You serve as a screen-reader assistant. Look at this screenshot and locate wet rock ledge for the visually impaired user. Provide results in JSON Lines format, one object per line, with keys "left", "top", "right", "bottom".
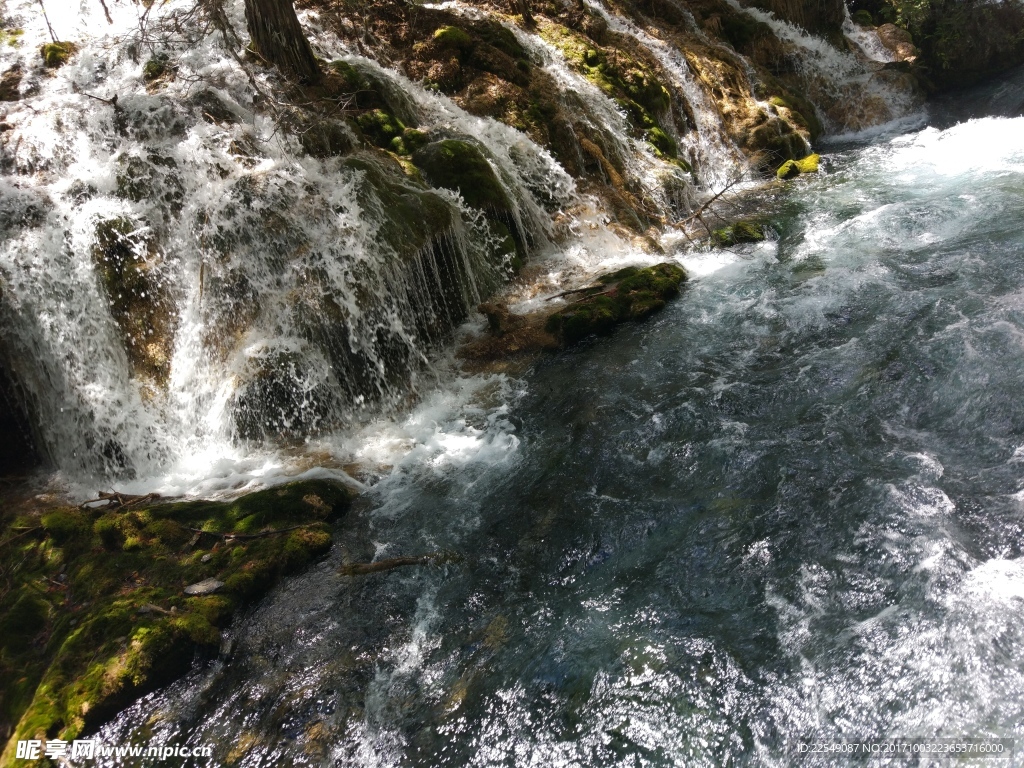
{"left": 0, "top": 480, "right": 354, "bottom": 762}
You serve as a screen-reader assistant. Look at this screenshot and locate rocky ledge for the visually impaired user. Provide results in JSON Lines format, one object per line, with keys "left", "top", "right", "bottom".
{"left": 0, "top": 480, "right": 354, "bottom": 763}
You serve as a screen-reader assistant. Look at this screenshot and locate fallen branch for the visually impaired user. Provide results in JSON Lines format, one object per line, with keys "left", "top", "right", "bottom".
{"left": 676, "top": 176, "right": 743, "bottom": 234}
{"left": 545, "top": 285, "right": 608, "bottom": 302}
{"left": 183, "top": 523, "right": 312, "bottom": 541}
{"left": 340, "top": 551, "right": 460, "bottom": 576}
{"left": 0, "top": 526, "right": 42, "bottom": 550}
{"left": 80, "top": 491, "right": 161, "bottom": 511}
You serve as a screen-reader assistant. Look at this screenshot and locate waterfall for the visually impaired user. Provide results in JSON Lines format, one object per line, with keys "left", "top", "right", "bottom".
{"left": 723, "top": 0, "right": 919, "bottom": 132}
{"left": 584, "top": 0, "right": 747, "bottom": 188}
{"left": 0, "top": 0, "right": 576, "bottom": 487}
{"left": 0, "top": 0, "right": 923, "bottom": 491}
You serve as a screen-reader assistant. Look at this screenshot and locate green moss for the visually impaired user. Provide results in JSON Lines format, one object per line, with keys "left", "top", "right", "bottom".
{"left": 852, "top": 9, "right": 876, "bottom": 26}
{"left": 0, "top": 480, "right": 354, "bottom": 759}
{"left": 777, "top": 153, "right": 820, "bottom": 179}
{"left": 40, "top": 41, "right": 76, "bottom": 68}
{"left": 355, "top": 109, "right": 406, "bottom": 148}
{"left": 546, "top": 263, "right": 687, "bottom": 344}
{"left": 434, "top": 25, "right": 474, "bottom": 51}
{"left": 796, "top": 154, "right": 820, "bottom": 173}
{"left": 712, "top": 221, "right": 765, "bottom": 247}
{"left": 1, "top": 28, "right": 24, "bottom": 47}
{"left": 540, "top": 22, "right": 673, "bottom": 151}
{"left": 142, "top": 55, "right": 169, "bottom": 82}
{"left": 411, "top": 139, "right": 510, "bottom": 211}
{"left": 342, "top": 154, "right": 454, "bottom": 261}
{"left": 390, "top": 128, "right": 430, "bottom": 156}
{"left": 646, "top": 126, "right": 677, "bottom": 158}
{"left": 40, "top": 508, "right": 90, "bottom": 544}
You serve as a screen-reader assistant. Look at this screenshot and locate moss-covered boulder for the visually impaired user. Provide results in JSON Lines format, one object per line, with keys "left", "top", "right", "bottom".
{"left": 343, "top": 154, "right": 454, "bottom": 261}
{"left": 776, "top": 153, "right": 820, "bottom": 180}
{"left": 545, "top": 263, "right": 687, "bottom": 344}
{"left": 712, "top": 221, "right": 765, "bottom": 247}
{"left": 411, "top": 139, "right": 510, "bottom": 212}
{"left": 852, "top": 9, "right": 875, "bottom": 26}
{"left": 39, "top": 41, "right": 76, "bottom": 68}
{"left": 0, "top": 480, "right": 354, "bottom": 764}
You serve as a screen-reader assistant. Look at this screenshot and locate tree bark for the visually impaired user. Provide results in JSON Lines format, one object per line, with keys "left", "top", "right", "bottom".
{"left": 244, "top": 0, "right": 321, "bottom": 84}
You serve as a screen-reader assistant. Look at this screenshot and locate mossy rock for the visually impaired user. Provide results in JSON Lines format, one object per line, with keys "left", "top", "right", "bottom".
{"left": 776, "top": 153, "right": 820, "bottom": 179}
{"left": 355, "top": 109, "right": 406, "bottom": 148}
{"left": 546, "top": 263, "right": 687, "bottom": 344}
{"left": 343, "top": 154, "right": 455, "bottom": 261}
{"left": 646, "top": 126, "right": 677, "bottom": 158}
{"left": 0, "top": 480, "right": 354, "bottom": 760}
{"left": 434, "top": 25, "right": 474, "bottom": 51}
{"left": 39, "top": 41, "right": 76, "bottom": 68}
{"left": 712, "top": 221, "right": 765, "bottom": 247}
{"left": 411, "top": 140, "right": 510, "bottom": 212}
{"left": 142, "top": 54, "right": 170, "bottom": 82}
{"left": 852, "top": 9, "right": 876, "bottom": 26}
{"left": 389, "top": 128, "right": 429, "bottom": 157}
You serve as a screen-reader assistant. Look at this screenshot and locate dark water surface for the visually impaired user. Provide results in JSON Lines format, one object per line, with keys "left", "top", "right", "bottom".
{"left": 99, "top": 100, "right": 1024, "bottom": 766}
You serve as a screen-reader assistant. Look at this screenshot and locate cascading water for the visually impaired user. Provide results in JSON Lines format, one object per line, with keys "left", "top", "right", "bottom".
{"left": 5, "top": 0, "right": 1024, "bottom": 761}
{"left": 0, "top": 0, "right": 577, "bottom": 488}
{"left": 723, "top": 0, "right": 919, "bottom": 131}
{"left": 584, "top": 0, "right": 746, "bottom": 188}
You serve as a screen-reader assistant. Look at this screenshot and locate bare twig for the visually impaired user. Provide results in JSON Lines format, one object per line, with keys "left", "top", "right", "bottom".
{"left": 0, "top": 526, "right": 41, "bottom": 550}
{"left": 97, "top": 0, "right": 114, "bottom": 25}
{"left": 37, "top": 0, "right": 58, "bottom": 43}
{"left": 183, "top": 523, "right": 313, "bottom": 541}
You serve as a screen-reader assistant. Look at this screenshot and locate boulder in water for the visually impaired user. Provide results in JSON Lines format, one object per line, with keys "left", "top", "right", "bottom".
{"left": 39, "top": 41, "right": 76, "bottom": 68}
{"left": 776, "top": 153, "right": 820, "bottom": 180}
{"left": 877, "top": 23, "right": 919, "bottom": 62}
{"left": 545, "top": 263, "right": 688, "bottom": 344}
{"left": 712, "top": 221, "right": 765, "bottom": 247}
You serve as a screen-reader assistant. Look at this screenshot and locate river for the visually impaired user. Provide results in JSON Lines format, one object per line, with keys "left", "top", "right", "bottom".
{"left": 91, "top": 72, "right": 1024, "bottom": 766}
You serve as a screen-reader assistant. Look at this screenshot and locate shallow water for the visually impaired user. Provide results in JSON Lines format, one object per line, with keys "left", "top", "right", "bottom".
{"left": 97, "top": 99, "right": 1024, "bottom": 765}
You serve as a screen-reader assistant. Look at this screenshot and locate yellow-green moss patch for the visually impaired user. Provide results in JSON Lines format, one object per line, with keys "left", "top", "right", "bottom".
{"left": 0, "top": 480, "right": 354, "bottom": 762}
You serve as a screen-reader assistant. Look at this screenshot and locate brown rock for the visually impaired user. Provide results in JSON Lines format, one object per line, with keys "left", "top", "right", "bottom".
{"left": 0, "top": 65, "right": 22, "bottom": 102}
{"left": 877, "top": 24, "right": 919, "bottom": 62}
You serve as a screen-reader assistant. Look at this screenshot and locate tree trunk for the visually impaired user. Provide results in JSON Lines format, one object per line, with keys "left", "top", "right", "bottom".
{"left": 244, "top": 0, "right": 321, "bottom": 84}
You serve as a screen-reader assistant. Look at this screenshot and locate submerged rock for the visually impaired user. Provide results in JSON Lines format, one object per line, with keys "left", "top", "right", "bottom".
{"left": 877, "top": 23, "right": 919, "bottom": 62}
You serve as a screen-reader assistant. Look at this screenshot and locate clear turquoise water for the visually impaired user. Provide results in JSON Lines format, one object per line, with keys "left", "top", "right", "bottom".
{"left": 99, "top": 98, "right": 1024, "bottom": 767}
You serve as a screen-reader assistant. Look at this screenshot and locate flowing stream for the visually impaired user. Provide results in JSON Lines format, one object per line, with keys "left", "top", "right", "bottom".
{"left": 89, "top": 71, "right": 1024, "bottom": 765}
